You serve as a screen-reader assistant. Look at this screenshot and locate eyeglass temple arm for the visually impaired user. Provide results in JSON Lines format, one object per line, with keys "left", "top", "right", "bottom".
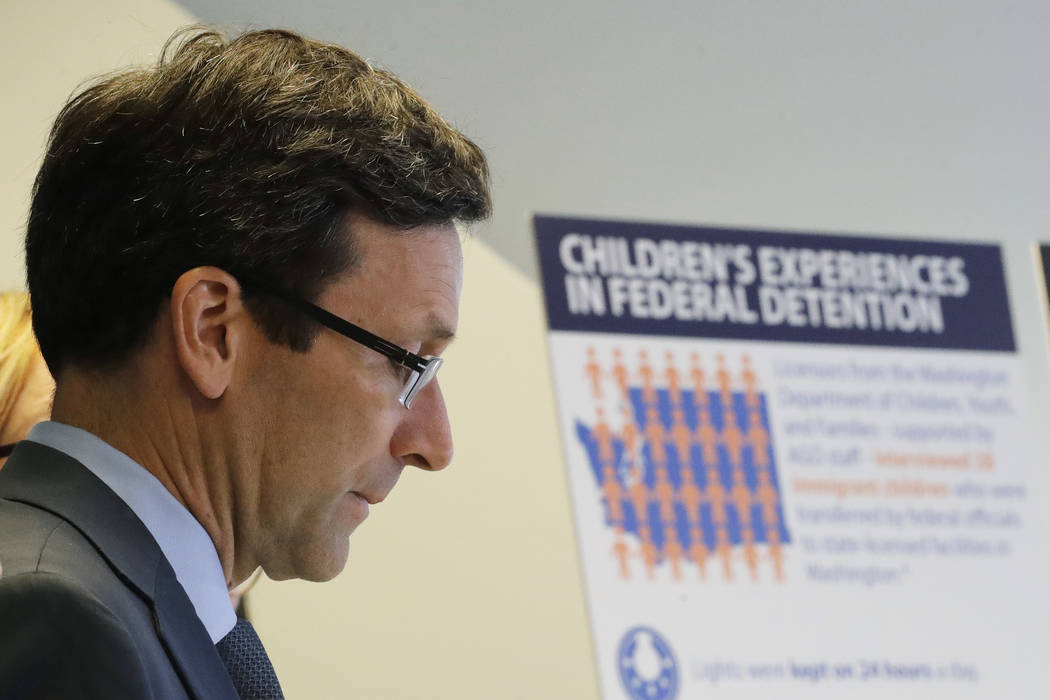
{"left": 261, "top": 289, "right": 429, "bottom": 373}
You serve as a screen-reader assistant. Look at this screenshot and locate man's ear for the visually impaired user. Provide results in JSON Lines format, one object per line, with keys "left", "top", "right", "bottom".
{"left": 170, "top": 267, "right": 246, "bottom": 400}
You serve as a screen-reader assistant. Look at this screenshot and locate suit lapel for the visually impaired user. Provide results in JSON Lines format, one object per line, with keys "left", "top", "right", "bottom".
{"left": 153, "top": 554, "right": 242, "bottom": 700}
{"left": 0, "top": 441, "right": 239, "bottom": 700}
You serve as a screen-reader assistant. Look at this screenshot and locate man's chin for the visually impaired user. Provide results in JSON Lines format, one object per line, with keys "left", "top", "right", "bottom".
{"left": 266, "top": 539, "right": 351, "bottom": 582}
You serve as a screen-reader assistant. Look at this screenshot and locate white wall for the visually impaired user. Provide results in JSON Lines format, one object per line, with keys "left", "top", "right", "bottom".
{"left": 4, "top": 2, "right": 1050, "bottom": 698}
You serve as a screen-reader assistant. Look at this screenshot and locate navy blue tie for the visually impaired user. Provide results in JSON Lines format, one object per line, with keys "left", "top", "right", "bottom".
{"left": 215, "top": 619, "right": 285, "bottom": 699}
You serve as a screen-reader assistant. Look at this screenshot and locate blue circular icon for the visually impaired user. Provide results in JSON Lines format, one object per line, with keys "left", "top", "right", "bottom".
{"left": 617, "top": 626, "right": 679, "bottom": 700}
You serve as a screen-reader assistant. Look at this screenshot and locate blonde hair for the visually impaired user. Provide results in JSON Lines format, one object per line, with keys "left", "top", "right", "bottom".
{"left": 0, "top": 292, "right": 42, "bottom": 431}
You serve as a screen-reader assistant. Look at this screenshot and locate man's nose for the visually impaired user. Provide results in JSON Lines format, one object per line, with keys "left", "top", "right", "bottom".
{"left": 390, "top": 379, "right": 453, "bottom": 470}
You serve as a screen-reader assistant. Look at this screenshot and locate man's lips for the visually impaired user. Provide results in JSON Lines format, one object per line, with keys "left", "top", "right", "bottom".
{"left": 351, "top": 490, "right": 385, "bottom": 505}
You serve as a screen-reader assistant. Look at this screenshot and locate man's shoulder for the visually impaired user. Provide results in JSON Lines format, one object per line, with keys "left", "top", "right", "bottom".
{"left": 0, "top": 497, "right": 67, "bottom": 569}
{"left": 0, "top": 566, "right": 128, "bottom": 625}
{"left": 0, "top": 567, "right": 158, "bottom": 698}
{"left": 0, "top": 440, "right": 165, "bottom": 598}
{"left": 0, "top": 498, "right": 106, "bottom": 579}
{"left": 0, "top": 502, "right": 191, "bottom": 699}
{"left": 0, "top": 497, "right": 149, "bottom": 622}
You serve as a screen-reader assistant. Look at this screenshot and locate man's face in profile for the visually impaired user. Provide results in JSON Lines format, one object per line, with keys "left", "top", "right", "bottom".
{"left": 233, "top": 217, "right": 463, "bottom": 582}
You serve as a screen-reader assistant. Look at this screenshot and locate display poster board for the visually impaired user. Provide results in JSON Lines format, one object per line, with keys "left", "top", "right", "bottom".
{"left": 535, "top": 215, "right": 1050, "bottom": 699}
{"left": 1035, "top": 243, "right": 1050, "bottom": 340}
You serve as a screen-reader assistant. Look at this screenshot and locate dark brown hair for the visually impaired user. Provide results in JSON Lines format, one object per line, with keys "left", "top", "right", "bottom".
{"left": 26, "top": 26, "right": 491, "bottom": 374}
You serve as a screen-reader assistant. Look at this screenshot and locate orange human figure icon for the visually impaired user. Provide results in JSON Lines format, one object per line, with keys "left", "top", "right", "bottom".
{"left": 585, "top": 347, "right": 603, "bottom": 399}
{"left": 755, "top": 471, "right": 781, "bottom": 528}
{"left": 694, "top": 409, "right": 719, "bottom": 466}
{"left": 649, "top": 442, "right": 667, "bottom": 470}
{"left": 720, "top": 409, "right": 744, "bottom": 468}
{"left": 639, "top": 524, "right": 659, "bottom": 579}
{"left": 746, "top": 407, "right": 771, "bottom": 468}
{"left": 663, "top": 525, "right": 684, "bottom": 580}
{"left": 730, "top": 478, "right": 753, "bottom": 526}
{"left": 741, "top": 355, "right": 759, "bottom": 409}
{"left": 741, "top": 528, "right": 759, "bottom": 581}
{"left": 705, "top": 467, "right": 728, "bottom": 526}
{"left": 620, "top": 409, "right": 640, "bottom": 461}
{"left": 744, "top": 387, "right": 760, "bottom": 411}
{"left": 644, "top": 405, "right": 667, "bottom": 466}
{"left": 612, "top": 531, "right": 632, "bottom": 579}
{"left": 629, "top": 471, "right": 650, "bottom": 528}
{"left": 688, "top": 526, "right": 709, "bottom": 580}
{"left": 670, "top": 408, "right": 692, "bottom": 464}
{"left": 612, "top": 348, "right": 630, "bottom": 398}
{"left": 715, "top": 527, "right": 733, "bottom": 580}
{"left": 600, "top": 465, "right": 625, "bottom": 528}
{"left": 644, "top": 405, "right": 663, "bottom": 437}
{"left": 639, "top": 350, "right": 656, "bottom": 406}
{"left": 593, "top": 408, "right": 615, "bottom": 464}
{"left": 652, "top": 467, "right": 676, "bottom": 524}
{"left": 664, "top": 351, "right": 683, "bottom": 407}
{"left": 767, "top": 527, "right": 785, "bottom": 581}
{"left": 715, "top": 354, "right": 732, "bottom": 410}
{"left": 690, "top": 353, "right": 708, "bottom": 411}
{"left": 677, "top": 468, "right": 703, "bottom": 526}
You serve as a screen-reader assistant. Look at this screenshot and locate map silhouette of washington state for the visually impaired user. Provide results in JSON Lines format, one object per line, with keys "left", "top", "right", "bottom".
{"left": 575, "top": 349, "right": 791, "bottom": 582}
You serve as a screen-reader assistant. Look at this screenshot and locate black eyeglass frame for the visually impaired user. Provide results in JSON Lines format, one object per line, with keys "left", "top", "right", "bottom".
{"left": 240, "top": 281, "right": 441, "bottom": 409}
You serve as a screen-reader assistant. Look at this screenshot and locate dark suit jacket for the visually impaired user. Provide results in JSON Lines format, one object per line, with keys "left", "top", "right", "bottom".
{"left": 0, "top": 441, "right": 240, "bottom": 699}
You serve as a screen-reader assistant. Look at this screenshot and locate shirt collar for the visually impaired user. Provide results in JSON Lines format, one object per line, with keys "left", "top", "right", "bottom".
{"left": 26, "top": 421, "right": 237, "bottom": 643}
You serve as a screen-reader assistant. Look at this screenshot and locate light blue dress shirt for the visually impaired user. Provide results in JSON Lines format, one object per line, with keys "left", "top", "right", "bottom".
{"left": 26, "top": 421, "right": 237, "bottom": 643}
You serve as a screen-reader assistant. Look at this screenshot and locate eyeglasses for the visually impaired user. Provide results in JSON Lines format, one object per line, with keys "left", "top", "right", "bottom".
{"left": 241, "top": 281, "right": 442, "bottom": 409}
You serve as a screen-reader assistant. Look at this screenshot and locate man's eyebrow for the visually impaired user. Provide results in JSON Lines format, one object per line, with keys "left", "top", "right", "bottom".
{"left": 423, "top": 313, "right": 457, "bottom": 342}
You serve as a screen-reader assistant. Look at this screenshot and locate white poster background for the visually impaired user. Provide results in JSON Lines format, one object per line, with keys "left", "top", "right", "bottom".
{"left": 549, "top": 331, "right": 1050, "bottom": 699}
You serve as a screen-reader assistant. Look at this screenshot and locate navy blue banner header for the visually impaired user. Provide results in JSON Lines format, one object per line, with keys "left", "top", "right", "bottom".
{"left": 534, "top": 215, "right": 1015, "bottom": 352}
